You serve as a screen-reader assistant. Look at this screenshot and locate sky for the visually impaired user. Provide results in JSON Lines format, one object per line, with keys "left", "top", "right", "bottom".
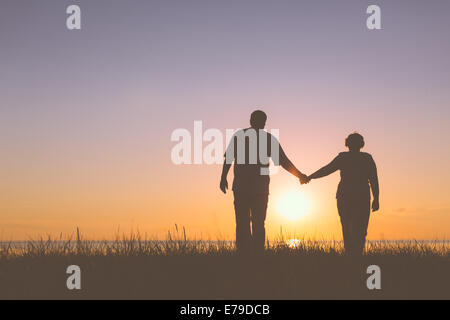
{"left": 1, "top": 0, "right": 449, "bottom": 240}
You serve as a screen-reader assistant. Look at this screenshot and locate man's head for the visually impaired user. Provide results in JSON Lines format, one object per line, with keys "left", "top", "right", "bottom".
{"left": 250, "top": 110, "right": 267, "bottom": 129}
{"left": 345, "top": 132, "right": 365, "bottom": 151}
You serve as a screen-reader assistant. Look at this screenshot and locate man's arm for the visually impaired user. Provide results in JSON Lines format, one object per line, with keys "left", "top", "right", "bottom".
{"left": 220, "top": 160, "right": 231, "bottom": 194}
{"left": 278, "top": 145, "right": 308, "bottom": 183}
{"left": 220, "top": 135, "right": 235, "bottom": 194}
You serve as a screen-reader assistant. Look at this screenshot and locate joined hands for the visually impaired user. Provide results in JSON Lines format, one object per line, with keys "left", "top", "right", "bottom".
{"left": 299, "top": 173, "right": 311, "bottom": 185}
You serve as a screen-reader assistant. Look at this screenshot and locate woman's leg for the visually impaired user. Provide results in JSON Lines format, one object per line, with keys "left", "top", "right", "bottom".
{"left": 337, "top": 197, "right": 354, "bottom": 255}
{"left": 338, "top": 195, "right": 370, "bottom": 256}
{"left": 354, "top": 204, "right": 371, "bottom": 254}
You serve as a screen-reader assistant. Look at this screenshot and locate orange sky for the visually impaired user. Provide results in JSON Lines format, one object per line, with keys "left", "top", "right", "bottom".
{"left": 2, "top": 111, "right": 449, "bottom": 241}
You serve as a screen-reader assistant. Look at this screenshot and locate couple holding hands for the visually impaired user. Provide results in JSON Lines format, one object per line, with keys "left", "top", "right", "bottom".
{"left": 220, "top": 110, "right": 379, "bottom": 256}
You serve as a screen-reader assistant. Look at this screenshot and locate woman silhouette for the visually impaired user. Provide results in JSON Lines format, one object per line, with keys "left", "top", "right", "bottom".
{"left": 308, "top": 133, "right": 379, "bottom": 255}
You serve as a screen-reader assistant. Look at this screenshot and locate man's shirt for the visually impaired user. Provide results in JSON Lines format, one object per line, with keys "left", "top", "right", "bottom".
{"left": 224, "top": 128, "right": 285, "bottom": 194}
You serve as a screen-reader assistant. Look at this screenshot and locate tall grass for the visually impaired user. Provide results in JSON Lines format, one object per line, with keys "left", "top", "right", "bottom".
{"left": 1, "top": 226, "right": 448, "bottom": 259}
{"left": 0, "top": 227, "right": 448, "bottom": 299}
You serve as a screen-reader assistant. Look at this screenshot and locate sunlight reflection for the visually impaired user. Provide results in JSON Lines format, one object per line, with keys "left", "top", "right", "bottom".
{"left": 287, "top": 238, "right": 301, "bottom": 248}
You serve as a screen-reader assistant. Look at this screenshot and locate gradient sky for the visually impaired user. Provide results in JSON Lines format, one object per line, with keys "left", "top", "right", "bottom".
{"left": 1, "top": 0, "right": 449, "bottom": 240}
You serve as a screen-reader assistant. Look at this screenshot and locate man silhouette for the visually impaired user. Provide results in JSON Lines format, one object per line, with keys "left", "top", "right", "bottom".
{"left": 220, "top": 110, "right": 308, "bottom": 254}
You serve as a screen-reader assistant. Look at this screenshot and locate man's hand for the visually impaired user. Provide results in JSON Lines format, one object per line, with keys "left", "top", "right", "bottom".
{"left": 372, "top": 198, "right": 379, "bottom": 212}
{"left": 220, "top": 178, "right": 228, "bottom": 194}
{"left": 299, "top": 173, "right": 310, "bottom": 185}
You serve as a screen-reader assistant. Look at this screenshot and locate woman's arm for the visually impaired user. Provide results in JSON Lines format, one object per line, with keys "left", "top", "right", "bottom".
{"left": 368, "top": 155, "right": 379, "bottom": 211}
{"left": 309, "top": 156, "right": 340, "bottom": 180}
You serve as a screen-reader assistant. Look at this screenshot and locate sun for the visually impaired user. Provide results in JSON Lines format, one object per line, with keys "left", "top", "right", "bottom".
{"left": 276, "top": 190, "right": 311, "bottom": 221}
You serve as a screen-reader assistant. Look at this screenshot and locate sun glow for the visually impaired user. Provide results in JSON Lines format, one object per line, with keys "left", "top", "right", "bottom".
{"left": 276, "top": 190, "right": 311, "bottom": 221}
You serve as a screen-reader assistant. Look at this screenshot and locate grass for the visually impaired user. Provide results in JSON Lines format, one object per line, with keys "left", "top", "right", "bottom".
{"left": 0, "top": 227, "right": 448, "bottom": 299}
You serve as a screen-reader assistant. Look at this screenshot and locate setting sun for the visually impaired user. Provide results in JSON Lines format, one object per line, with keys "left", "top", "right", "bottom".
{"left": 276, "top": 190, "right": 311, "bottom": 221}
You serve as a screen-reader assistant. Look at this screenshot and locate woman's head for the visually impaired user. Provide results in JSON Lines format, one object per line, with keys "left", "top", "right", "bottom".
{"left": 345, "top": 132, "right": 365, "bottom": 151}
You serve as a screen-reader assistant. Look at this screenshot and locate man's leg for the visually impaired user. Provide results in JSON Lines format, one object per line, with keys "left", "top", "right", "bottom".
{"left": 233, "top": 192, "right": 252, "bottom": 253}
{"left": 250, "top": 193, "right": 269, "bottom": 254}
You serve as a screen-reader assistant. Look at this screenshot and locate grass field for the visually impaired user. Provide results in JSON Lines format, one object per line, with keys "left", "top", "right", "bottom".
{"left": 0, "top": 228, "right": 448, "bottom": 299}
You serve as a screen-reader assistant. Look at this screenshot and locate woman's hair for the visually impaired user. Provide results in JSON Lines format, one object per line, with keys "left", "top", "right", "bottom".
{"left": 345, "top": 132, "right": 365, "bottom": 150}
